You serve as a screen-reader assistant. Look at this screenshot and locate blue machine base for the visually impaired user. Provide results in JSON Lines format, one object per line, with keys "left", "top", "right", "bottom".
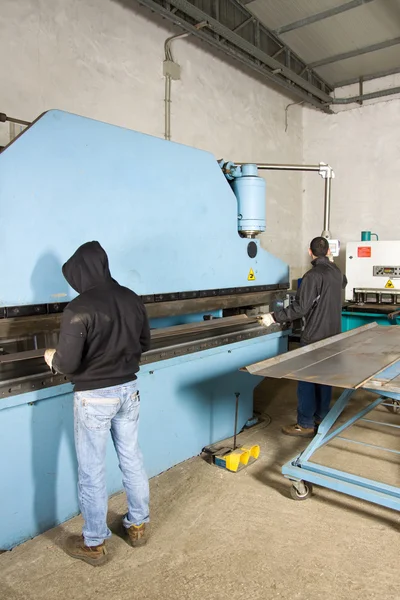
{"left": 0, "top": 332, "right": 286, "bottom": 550}
{"left": 342, "top": 310, "right": 400, "bottom": 332}
{"left": 282, "top": 365, "right": 400, "bottom": 511}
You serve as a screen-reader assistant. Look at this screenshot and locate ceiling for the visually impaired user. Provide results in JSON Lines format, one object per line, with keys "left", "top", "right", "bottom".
{"left": 119, "top": 0, "right": 400, "bottom": 110}
{"left": 245, "top": 0, "right": 400, "bottom": 87}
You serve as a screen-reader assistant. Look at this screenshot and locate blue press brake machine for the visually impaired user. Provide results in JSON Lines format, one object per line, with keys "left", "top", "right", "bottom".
{"left": 0, "top": 110, "right": 290, "bottom": 550}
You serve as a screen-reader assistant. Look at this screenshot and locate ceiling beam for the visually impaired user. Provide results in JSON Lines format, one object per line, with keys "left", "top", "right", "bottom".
{"left": 274, "top": 0, "right": 376, "bottom": 36}
{"left": 310, "top": 36, "right": 400, "bottom": 68}
{"left": 332, "top": 85, "right": 400, "bottom": 104}
{"left": 163, "top": 0, "right": 332, "bottom": 101}
{"left": 114, "top": 0, "right": 400, "bottom": 107}
{"left": 120, "top": 0, "right": 333, "bottom": 111}
{"left": 334, "top": 65, "right": 400, "bottom": 88}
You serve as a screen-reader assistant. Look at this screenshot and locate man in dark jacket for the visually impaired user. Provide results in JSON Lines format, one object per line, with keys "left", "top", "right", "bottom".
{"left": 44, "top": 241, "right": 151, "bottom": 566}
{"left": 260, "top": 237, "right": 346, "bottom": 437}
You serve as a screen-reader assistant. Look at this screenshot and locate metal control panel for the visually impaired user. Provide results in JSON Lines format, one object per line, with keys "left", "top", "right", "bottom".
{"left": 373, "top": 266, "right": 400, "bottom": 277}
{"left": 345, "top": 241, "right": 400, "bottom": 301}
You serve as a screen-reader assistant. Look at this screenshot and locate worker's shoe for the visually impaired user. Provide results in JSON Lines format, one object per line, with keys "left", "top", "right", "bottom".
{"left": 282, "top": 423, "right": 315, "bottom": 438}
{"left": 126, "top": 523, "right": 148, "bottom": 547}
{"left": 65, "top": 535, "right": 107, "bottom": 567}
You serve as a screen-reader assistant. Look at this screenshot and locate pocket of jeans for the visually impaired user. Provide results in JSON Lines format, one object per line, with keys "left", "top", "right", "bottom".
{"left": 124, "top": 391, "right": 140, "bottom": 418}
{"left": 81, "top": 396, "right": 120, "bottom": 430}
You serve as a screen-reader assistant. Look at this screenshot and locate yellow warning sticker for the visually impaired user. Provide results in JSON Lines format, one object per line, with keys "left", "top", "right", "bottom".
{"left": 248, "top": 268, "right": 256, "bottom": 281}
{"left": 385, "top": 279, "right": 395, "bottom": 289}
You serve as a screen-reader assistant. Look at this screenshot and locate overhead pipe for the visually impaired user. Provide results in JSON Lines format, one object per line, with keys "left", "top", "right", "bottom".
{"left": 232, "top": 162, "right": 334, "bottom": 238}
{"left": 332, "top": 86, "right": 400, "bottom": 105}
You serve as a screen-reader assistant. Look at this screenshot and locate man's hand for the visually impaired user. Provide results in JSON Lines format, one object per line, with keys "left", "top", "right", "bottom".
{"left": 258, "top": 313, "right": 275, "bottom": 327}
{"left": 44, "top": 348, "right": 56, "bottom": 369}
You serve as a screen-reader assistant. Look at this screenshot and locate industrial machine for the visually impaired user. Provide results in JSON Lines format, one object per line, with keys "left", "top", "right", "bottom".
{"left": 342, "top": 239, "right": 400, "bottom": 330}
{"left": 0, "top": 110, "right": 291, "bottom": 550}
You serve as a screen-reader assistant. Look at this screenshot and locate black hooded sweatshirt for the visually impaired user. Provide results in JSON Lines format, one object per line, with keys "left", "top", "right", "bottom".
{"left": 273, "top": 256, "right": 347, "bottom": 345}
{"left": 52, "top": 241, "right": 151, "bottom": 391}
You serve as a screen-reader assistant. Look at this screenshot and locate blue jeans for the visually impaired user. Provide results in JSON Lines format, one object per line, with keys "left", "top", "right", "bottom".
{"left": 74, "top": 381, "right": 149, "bottom": 546}
{"left": 297, "top": 380, "right": 332, "bottom": 429}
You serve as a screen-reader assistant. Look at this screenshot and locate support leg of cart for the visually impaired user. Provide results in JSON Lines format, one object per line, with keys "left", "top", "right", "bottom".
{"left": 282, "top": 388, "right": 400, "bottom": 509}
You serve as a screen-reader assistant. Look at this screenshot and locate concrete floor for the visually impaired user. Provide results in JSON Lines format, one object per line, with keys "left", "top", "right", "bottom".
{"left": 1, "top": 378, "right": 400, "bottom": 600}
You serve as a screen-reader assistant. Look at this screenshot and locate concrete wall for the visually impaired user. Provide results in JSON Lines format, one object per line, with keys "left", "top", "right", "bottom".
{"left": 0, "top": 0, "right": 305, "bottom": 281}
{"left": 303, "top": 74, "right": 400, "bottom": 273}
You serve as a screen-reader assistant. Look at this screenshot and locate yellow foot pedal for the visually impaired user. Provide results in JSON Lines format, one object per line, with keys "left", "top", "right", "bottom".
{"left": 214, "top": 445, "right": 260, "bottom": 472}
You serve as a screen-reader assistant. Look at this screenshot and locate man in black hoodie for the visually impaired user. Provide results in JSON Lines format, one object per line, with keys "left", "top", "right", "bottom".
{"left": 260, "top": 237, "right": 346, "bottom": 438}
{"left": 44, "top": 241, "right": 151, "bottom": 566}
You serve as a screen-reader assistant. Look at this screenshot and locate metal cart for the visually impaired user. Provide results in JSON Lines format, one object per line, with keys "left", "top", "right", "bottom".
{"left": 244, "top": 323, "right": 400, "bottom": 510}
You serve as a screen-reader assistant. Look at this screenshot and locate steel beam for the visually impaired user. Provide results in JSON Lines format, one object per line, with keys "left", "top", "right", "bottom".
{"left": 334, "top": 65, "right": 400, "bottom": 88}
{"left": 116, "top": 0, "right": 333, "bottom": 111}
{"left": 332, "top": 85, "right": 400, "bottom": 104}
{"left": 310, "top": 36, "right": 400, "bottom": 69}
{"left": 232, "top": 15, "right": 253, "bottom": 33}
{"left": 274, "top": 0, "right": 375, "bottom": 35}
{"left": 164, "top": 0, "right": 332, "bottom": 101}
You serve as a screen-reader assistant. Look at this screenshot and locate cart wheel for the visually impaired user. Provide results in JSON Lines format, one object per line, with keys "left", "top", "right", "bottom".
{"left": 384, "top": 400, "right": 400, "bottom": 414}
{"left": 391, "top": 400, "right": 400, "bottom": 415}
{"left": 290, "top": 481, "right": 313, "bottom": 501}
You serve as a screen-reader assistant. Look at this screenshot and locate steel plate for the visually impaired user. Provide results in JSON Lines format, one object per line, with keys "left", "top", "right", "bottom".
{"left": 243, "top": 323, "right": 400, "bottom": 389}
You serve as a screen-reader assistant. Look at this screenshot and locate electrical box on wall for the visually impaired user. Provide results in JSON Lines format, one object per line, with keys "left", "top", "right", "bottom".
{"left": 328, "top": 239, "right": 340, "bottom": 257}
{"left": 163, "top": 60, "right": 181, "bottom": 80}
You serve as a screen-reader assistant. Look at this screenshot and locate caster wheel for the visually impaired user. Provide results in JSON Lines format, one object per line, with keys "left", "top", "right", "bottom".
{"left": 391, "top": 400, "right": 400, "bottom": 415}
{"left": 290, "top": 481, "right": 313, "bottom": 501}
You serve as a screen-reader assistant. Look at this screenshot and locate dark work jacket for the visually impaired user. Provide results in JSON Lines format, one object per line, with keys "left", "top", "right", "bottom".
{"left": 52, "top": 241, "right": 151, "bottom": 391}
{"left": 274, "top": 256, "right": 347, "bottom": 344}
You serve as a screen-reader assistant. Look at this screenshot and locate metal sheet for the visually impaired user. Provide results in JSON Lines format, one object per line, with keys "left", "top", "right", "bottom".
{"left": 316, "top": 44, "right": 400, "bottom": 85}
{"left": 367, "top": 374, "right": 400, "bottom": 394}
{"left": 274, "top": 1, "right": 376, "bottom": 35}
{"left": 243, "top": 323, "right": 400, "bottom": 389}
{"left": 365, "top": 360, "right": 400, "bottom": 394}
{"left": 280, "top": 0, "right": 400, "bottom": 64}
{"left": 247, "top": 0, "right": 400, "bottom": 88}
{"left": 247, "top": 0, "right": 344, "bottom": 32}
{"left": 244, "top": 323, "right": 374, "bottom": 374}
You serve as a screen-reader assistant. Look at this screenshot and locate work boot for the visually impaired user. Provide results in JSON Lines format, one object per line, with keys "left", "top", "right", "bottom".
{"left": 282, "top": 423, "right": 315, "bottom": 438}
{"left": 65, "top": 535, "right": 107, "bottom": 567}
{"left": 126, "top": 523, "right": 148, "bottom": 547}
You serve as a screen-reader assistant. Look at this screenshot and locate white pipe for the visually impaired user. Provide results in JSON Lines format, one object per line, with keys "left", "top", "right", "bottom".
{"left": 164, "top": 74, "right": 172, "bottom": 141}
{"left": 163, "top": 22, "right": 207, "bottom": 141}
{"left": 163, "top": 32, "right": 190, "bottom": 141}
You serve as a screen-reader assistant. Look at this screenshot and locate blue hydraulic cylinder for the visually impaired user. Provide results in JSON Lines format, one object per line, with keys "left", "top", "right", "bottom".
{"left": 221, "top": 162, "right": 266, "bottom": 236}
